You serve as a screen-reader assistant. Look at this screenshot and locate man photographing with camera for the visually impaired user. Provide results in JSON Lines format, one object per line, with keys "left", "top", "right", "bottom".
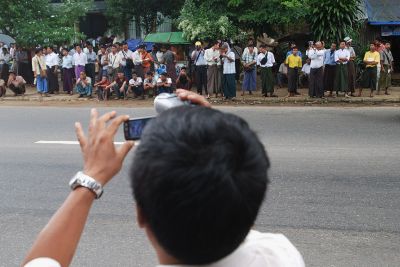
{"left": 22, "top": 90, "right": 304, "bottom": 267}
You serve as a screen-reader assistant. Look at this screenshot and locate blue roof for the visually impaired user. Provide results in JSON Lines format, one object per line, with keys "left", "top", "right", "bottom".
{"left": 365, "top": 0, "right": 400, "bottom": 25}
{"left": 126, "top": 39, "right": 154, "bottom": 52}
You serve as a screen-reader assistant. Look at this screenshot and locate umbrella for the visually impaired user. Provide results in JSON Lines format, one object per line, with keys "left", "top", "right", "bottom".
{"left": 0, "top": 34, "right": 16, "bottom": 46}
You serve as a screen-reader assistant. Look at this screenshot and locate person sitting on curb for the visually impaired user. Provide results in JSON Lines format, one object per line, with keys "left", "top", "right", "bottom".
{"left": 75, "top": 72, "right": 92, "bottom": 98}
{"left": 93, "top": 76, "right": 110, "bottom": 101}
{"left": 157, "top": 72, "right": 172, "bottom": 94}
{"left": 176, "top": 67, "right": 191, "bottom": 90}
{"left": 7, "top": 71, "right": 26, "bottom": 96}
{"left": 22, "top": 90, "right": 305, "bottom": 267}
{"left": 0, "top": 79, "right": 5, "bottom": 97}
{"left": 128, "top": 72, "right": 144, "bottom": 99}
{"left": 105, "top": 70, "right": 128, "bottom": 100}
{"left": 143, "top": 71, "right": 156, "bottom": 98}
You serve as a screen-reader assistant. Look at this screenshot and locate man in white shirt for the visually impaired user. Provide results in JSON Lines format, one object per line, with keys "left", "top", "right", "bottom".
{"left": 119, "top": 42, "right": 134, "bottom": 80}
{"left": 22, "top": 93, "right": 305, "bottom": 267}
{"left": 277, "top": 62, "right": 288, "bottom": 88}
{"left": 85, "top": 43, "right": 97, "bottom": 86}
{"left": 308, "top": 41, "right": 325, "bottom": 98}
{"left": 334, "top": 41, "right": 351, "bottom": 97}
{"left": 108, "top": 44, "right": 121, "bottom": 81}
{"left": 220, "top": 43, "right": 236, "bottom": 100}
{"left": 72, "top": 44, "right": 87, "bottom": 81}
{"left": 257, "top": 44, "right": 276, "bottom": 97}
{"left": 204, "top": 41, "right": 222, "bottom": 98}
{"left": 128, "top": 71, "right": 144, "bottom": 98}
{"left": 191, "top": 41, "right": 208, "bottom": 97}
{"left": 45, "top": 46, "right": 59, "bottom": 94}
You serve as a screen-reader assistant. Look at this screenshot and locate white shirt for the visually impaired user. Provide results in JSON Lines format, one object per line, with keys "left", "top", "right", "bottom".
{"left": 279, "top": 63, "right": 288, "bottom": 74}
{"left": 307, "top": 49, "right": 325, "bottom": 69}
{"left": 72, "top": 52, "right": 87, "bottom": 66}
{"left": 62, "top": 55, "right": 73, "bottom": 69}
{"left": 157, "top": 77, "right": 172, "bottom": 84}
{"left": 204, "top": 48, "right": 221, "bottom": 66}
{"left": 45, "top": 52, "right": 59, "bottom": 67}
{"left": 257, "top": 52, "right": 275, "bottom": 67}
{"left": 242, "top": 47, "right": 259, "bottom": 58}
{"left": 132, "top": 50, "right": 142, "bottom": 65}
{"left": 129, "top": 77, "right": 143, "bottom": 86}
{"left": 24, "top": 231, "right": 304, "bottom": 267}
{"left": 119, "top": 49, "right": 133, "bottom": 66}
{"left": 108, "top": 52, "right": 121, "bottom": 69}
{"left": 334, "top": 49, "right": 350, "bottom": 64}
{"left": 86, "top": 51, "right": 97, "bottom": 64}
{"left": 302, "top": 63, "right": 311, "bottom": 75}
{"left": 158, "top": 231, "right": 304, "bottom": 267}
{"left": 222, "top": 51, "right": 236, "bottom": 74}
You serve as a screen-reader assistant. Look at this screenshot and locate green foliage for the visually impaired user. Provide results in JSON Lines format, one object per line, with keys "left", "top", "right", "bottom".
{"left": 178, "top": 0, "right": 237, "bottom": 41}
{"left": 308, "top": 0, "right": 363, "bottom": 43}
{"left": 0, "top": 0, "right": 92, "bottom": 47}
{"left": 105, "top": 0, "right": 184, "bottom": 37}
{"left": 178, "top": 0, "right": 309, "bottom": 41}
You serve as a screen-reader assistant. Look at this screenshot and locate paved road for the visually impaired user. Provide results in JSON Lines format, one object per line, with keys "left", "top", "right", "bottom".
{"left": 0, "top": 106, "right": 399, "bottom": 267}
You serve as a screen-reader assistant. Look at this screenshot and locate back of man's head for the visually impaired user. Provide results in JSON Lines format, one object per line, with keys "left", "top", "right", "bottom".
{"left": 130, "top": 106, "right": 270, "bottom": 265}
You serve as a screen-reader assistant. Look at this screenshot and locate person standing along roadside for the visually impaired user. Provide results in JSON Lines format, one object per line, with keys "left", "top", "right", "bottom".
{"left": 73, "top": 44, "right": 87, "bottom": 82}
{"left": 257, "top": 44, "right": 276, "bottom": 97}
{"left": 378, "top": 41, "right": 394, "bottom": 95}
{"left": 32, "top": 48, "right": 48, "bottom": 96}
{"left": 45, "top": 46, "right": 59, "bottom": 94}
{"left": 324, "top": 42, "right": 337, "bottom": 97}
{"left": 359, "top": 43, "right": 380, "bottom": 98}
{"left": 61, "top": 48, "right": 75, "bottom": 95}
{"left": 85, "top": 44, "right": 97, "bottom": 86}
{"left": 285, "top": 47, "right": 302, "bottom": 97}
{"left": 204, "top": 41, "right": 222, "bottom": 98}
{"left": 334, "top": 41, "right": 351, "bottom": 97}
{"left": 344, "top": 37, "right": 356, "bottom": 96}
{"left": 0, "top": 47, "right": 11, "bottom": 82}
{"left": 191, "top": 41, "right": 208, "bottom": 97}
{"left": 220, "top": 43, "right": 236, "bottom": 100}
{"left": 241, "top": 44, "right": 257, "bottom": 96}
{"left": 307, "top": 41, "right": 325, "bottom": 98}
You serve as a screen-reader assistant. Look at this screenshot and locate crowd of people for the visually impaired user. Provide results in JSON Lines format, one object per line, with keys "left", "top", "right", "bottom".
{"left": 0, "top": 36, "right": 395, "bottom": 100}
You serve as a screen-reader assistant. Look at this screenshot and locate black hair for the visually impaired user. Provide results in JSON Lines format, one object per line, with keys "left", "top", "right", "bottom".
{"left": 35, "top": 48, "right": 42, "bottom": 54}
{"left": 180, "top": 66, "right": 187, "bottom": 70}
{"left": 48, "top": 46, "right": 54, "bottom": 51}
{"left": 259, "top": 44, "right": 267, "bottom": 49}
{"left": 292, "top": 46, "right": 298, "bottom": 50}
{"left": 132, "top": 71, "right": 137, "bottom": 75}
{"left": 131, "top": 107, "right": 270, "bottom": 265}
{"left": 146, "top": 71, "right": 153, "bottom": 76}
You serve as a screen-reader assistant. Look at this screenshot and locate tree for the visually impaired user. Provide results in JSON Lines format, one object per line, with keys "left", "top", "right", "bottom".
{"left": 178, "top": 0, "right": 309, "bottom": 42}
{"left": 105, "top": 0, "right": 184, "bottom": 39}
{"left": 0, "top": 0, "right": 92, "bottom": 47}
{"left": 308, "top": 0, "right": 363, "bottom": 43}
{"left": 178, "top": 0, "right": 237, "bottom": 42}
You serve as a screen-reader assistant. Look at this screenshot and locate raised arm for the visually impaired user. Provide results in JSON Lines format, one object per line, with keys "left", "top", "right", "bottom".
{"left": 22, "top": 109, "right": 134, "bottom": 267}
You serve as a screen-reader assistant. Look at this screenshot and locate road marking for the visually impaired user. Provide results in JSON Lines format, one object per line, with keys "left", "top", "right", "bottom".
{"left": 35, "top": 141, "right": 126, "bottom": 145}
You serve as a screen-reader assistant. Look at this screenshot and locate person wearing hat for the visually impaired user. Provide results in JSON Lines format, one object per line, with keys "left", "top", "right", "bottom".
{"left": 191, "top": 41, "right": 208, "bottom": 97}
{"left": 7, "top": 70, "right": 26, "bottom": 96}
{"left": 344, "top": 37, "right": 356, "bottom": 96}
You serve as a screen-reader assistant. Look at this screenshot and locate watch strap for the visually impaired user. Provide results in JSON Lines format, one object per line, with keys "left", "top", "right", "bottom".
{"left": 69, "top": 171, "right": 103, "bottom": 199}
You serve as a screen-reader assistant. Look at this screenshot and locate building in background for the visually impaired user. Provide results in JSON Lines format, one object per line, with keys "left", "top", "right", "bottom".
{"left": 51, "top": 0, "right": 172, "bottom": 40}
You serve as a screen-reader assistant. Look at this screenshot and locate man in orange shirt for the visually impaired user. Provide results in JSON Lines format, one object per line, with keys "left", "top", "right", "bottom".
{"left": 140, "top": 45, "right": 153, "bottom": 77}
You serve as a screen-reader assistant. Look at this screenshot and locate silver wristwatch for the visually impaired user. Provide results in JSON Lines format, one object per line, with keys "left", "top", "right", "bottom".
{"left": 69, "top": 171, "right": 103, "bottom": 199}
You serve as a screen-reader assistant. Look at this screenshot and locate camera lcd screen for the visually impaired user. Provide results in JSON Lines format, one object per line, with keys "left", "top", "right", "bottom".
{"left": 125, "top": 117, "right": 154, "bottom": 140}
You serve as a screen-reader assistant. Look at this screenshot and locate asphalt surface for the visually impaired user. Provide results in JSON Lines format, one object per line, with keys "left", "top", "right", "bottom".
{"left": 0, "top": 106, "right": 399, "bottom": 267}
